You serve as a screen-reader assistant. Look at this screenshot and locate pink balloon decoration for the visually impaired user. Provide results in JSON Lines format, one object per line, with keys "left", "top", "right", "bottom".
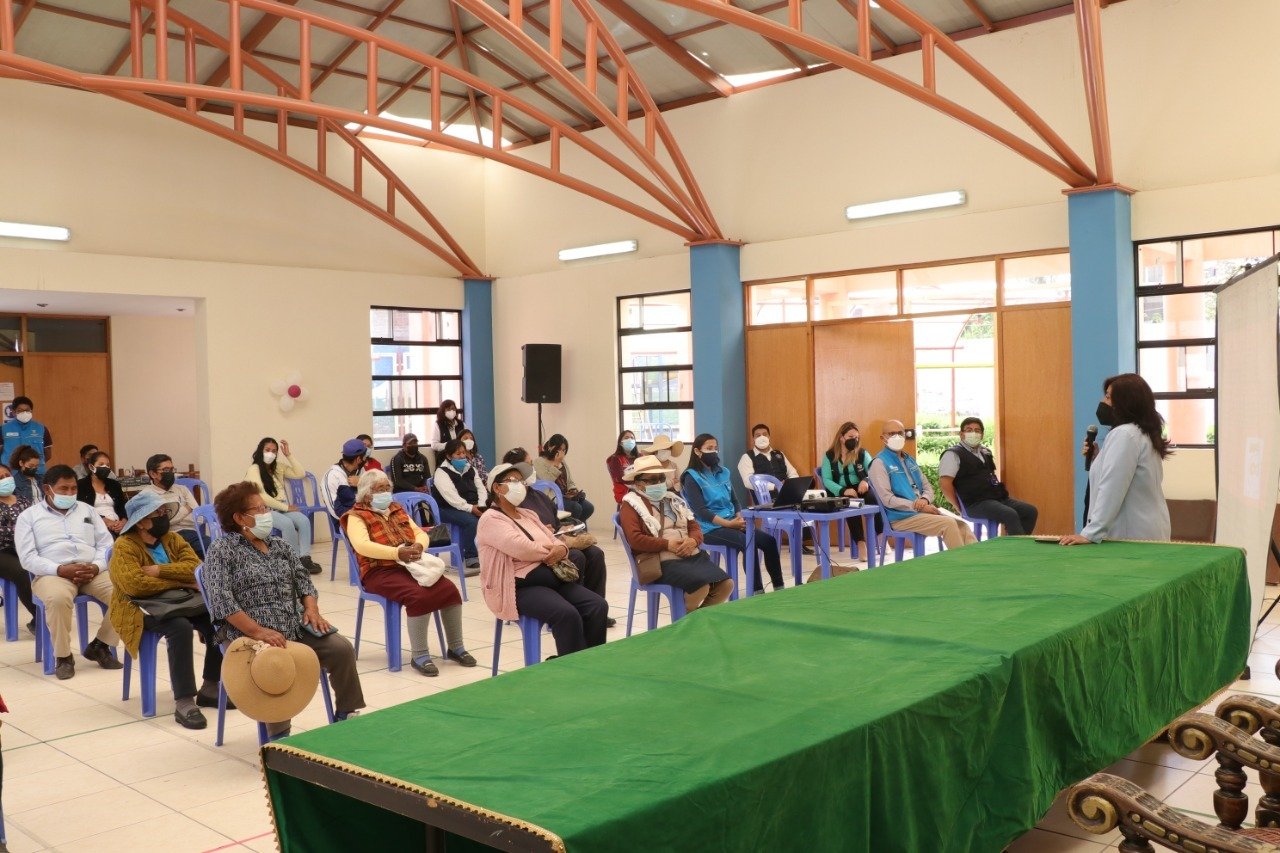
{"left": 287, "top": 385, "right": 302, "bottom": 399}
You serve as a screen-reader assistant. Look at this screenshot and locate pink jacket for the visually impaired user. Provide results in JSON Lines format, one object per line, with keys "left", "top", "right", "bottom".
{"left": 476, "top": 508, "right": 559, "bottom": 622}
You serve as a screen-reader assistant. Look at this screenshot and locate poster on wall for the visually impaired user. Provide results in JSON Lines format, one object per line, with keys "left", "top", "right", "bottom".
{"left": 0, "top": 382, "right": 14, "bottom": 420}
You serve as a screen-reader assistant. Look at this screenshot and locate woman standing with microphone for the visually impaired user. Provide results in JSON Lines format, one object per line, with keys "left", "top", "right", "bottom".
{"left": 1060, "top": 373, "right": 1171, "bottom": 545}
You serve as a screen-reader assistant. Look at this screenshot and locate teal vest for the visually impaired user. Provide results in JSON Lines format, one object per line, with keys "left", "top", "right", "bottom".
{"left": 874, "top": 448, "right": 926, "bottom": 522}
{"left": 2, "top": 419, "right": 46, "bottom": 476}
{"left": 684, "top": 466, "right": 736, "bottom": 534}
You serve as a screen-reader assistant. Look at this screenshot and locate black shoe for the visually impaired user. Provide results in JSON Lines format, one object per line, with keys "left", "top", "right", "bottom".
{"left": 303, "top": 556, "right": 322, "bottom": 575}
{"left": 174, "top": 706, "right": 208, "bottom": 730}
{"left": 25, "top": 618, "right": 35, "bottom": 636}
{"left": 83, "top": 639, "right": 123, "bottom": 670}
{"left": 55, "top": 655, "right": 74, "bottom": 680}
{"left": 605, "top": 617, "right": 617, "bottom": 629}
{"left": 411, "top": 655, "right": 439, "bottom": 676}
{"left": 445, "top": 649, "right": 477, "bottom": 668}
{"left": 196, "top": 690, "right": 235, "bottom": 710}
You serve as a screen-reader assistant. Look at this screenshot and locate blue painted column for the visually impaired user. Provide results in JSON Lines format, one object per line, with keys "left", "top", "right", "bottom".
{"left": 1068, "top": 187, "right": 1135, "bottom": 518}
{"left": 690, "top": 242, "right": 746, "bottom": 476}
{"left": 462, "top": 277, "right": 496, "bottom": 466}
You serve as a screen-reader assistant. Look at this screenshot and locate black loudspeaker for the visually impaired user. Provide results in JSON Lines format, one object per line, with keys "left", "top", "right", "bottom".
{"left": 522, "top": 344, "right": 562, "bottom": 404}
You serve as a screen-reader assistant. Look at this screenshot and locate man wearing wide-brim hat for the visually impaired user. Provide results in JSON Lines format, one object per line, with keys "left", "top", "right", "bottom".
{"left": 639, "top": 434, "right": 685, "bottom": 492}
{"left": 108, "top": 490, "right": 224, "bottom": 729}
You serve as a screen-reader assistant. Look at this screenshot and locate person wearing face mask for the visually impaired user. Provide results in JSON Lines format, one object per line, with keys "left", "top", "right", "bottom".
{"left": 639, "top": 434, "right": 685, "bottom": 493}
{"left": 390, "top": 433, "right": 431, "bottom": 493}
{"left": 202, "top": 481, "right": 365, "bottom": 739}
{"left": 342, "top": 470, "right": 475, "bottom": 676}
{"left": 429, "top": 400, "right": 466, "bottom": 459}
{"left": 458, "top": 429, "right": 488, "bottom": 484}
{"left": 868, "top": 420, "right": 977, "bottom": 551}
{"left": 72, "top": 443, "right": 117, "bottom": 481}
{"left": 620, "top": 456, "right": 732, "bottom": 613}
{"left": 683, "top": 433, "right": 787, "bottom": 593}
{"left": 244, "top": 437, "right": 322, "bottom": 575}
{"left": 432, "top": 438, "right": 487, "bottom": 570}
{"left": 1060, "top": 374, "right": 1172, "bottom": 546}
{"left": 76, "top": 450, "right": 128, "bottom": 537}
{"left": 476, "top": 464, "right": 608, "bottom": 657}
{"left": 142, "top": 453, "right": 204, "bottom": 557}
{"left": 356, "top": 434, "right": 383, "bottom": 472}
{"left": 606, "top": 430, "right": 640, "bottom": 504}
{"left": 10, "top": 445, "right": 42, "bottom": 503}
{"left": 323, "top": 438, "right": 369, "bottom": 521}
{"left": 820, "top": 421, "right": 883, "bottom": 560}
{"left": 108, "top": 492, "right": 223, "bottom": 729}
{"left": 0, "top": 463, "right": 37, "bottom": 635}
{"left": 15, "top": 465, "right": 121, "bottom": 680}
{"left": 534, "top": 434, "right": 595, "bottom": 522}
{"left": 736, "top": 423, "right": 799, "bottom": 497}
{"left": 938, "top": 418, "right": 1038, "bottom": 536}
{"left": 1, "top": 396, "right": 52, "bottom": 478}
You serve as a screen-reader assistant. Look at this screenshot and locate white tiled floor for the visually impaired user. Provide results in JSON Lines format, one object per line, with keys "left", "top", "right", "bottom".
{"left": 0, "top": 533, "right": 1273, "bottom": 851}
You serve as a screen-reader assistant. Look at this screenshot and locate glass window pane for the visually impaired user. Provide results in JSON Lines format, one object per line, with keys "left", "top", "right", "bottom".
{"left": 372, "top": 413, "right": 429, "bottom": 447}
{"left": 0, "top": 317, "right": 20, "bottom": 353}
{"left": 1138, "top": 242, "right": 1180, "bottom": 287}
{"left": 1155, "top": 398, "right": 1215, "bottom": 446}
{"left": 903, "top": 262, "right": 996, "bottom": 314}
{"left": 439, "top": 311, "right": 460, "bottom": 341}
{"left": 747, "top": 281, "right": 807, "bottom": 325}
{"left": 27, "top": 318, "right": 107, "bottom": 352}
{"left": 1139, "top": 346, "right": 1215, "bottom": 393}
{"left": 1182, "top": 232, "right": 1274, "bottom": 287}
{"left": 370, "top": 308, "right": 392, "bottom": 338}
{"left": 391, "top": 310, "right": 433, "bottom": 342}
{"left": 621, "top": 331, "right": 692, "bottom": 368}
{"left": 370, "top": 344, "right": 461, "bottom": 376}
{"left": 812, "top": 272, "right": 897, "bottom": 319}
{"left": 618, "top": 297, "right": 643, "bottom": 330}
{"left": 640, "top": 292, "right": 690, "bottom": 328}
{"left": 621, "top": 408, "right": 695, "bottom": 443}
{"left": 913, "top": 313, "right": 995, "bottom": 366}
{"left": 1137, "top": 292, "right": 1216, "bottom": 341}
{"left": 1003, "top": 253, "right": 1071, "bottom": 305}
{"left": 621, "top": 370, "right": 694, "bottom": 405}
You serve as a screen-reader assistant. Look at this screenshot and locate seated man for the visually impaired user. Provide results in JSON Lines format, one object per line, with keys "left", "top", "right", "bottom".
{"left": 938, "top": 417, "right": 1038, "bottom": 536}
{"left": 867, "top": 420, "right": 977, "bottom": 551}
{"left": 141, "top": 454, "right": 204, "bottom": 557}
{"left": 323, "top": 438, "right": 367, "bottom": 519}
{"left": 735, "top": 423, "right": 799, "bottom": 500}
{"left": 15, "top": 465, "right": 123, "bottom": 679}
{"left": 389, "top": 433, "right": 430, "bottom": 493}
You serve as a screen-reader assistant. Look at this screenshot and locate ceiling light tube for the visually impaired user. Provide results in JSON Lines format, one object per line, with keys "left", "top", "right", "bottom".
{"left": 0, "top": 221, "right": 71, "bottom": 241}
{"left": 558, "top": 240, "right": 638, "bottom": 262}
{"left": 845, "top": 190, "right": 966, "bottom": 221}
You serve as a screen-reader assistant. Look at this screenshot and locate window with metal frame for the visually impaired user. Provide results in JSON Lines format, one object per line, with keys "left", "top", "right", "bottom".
{"left": 370, "top": 306, "right": 463, "bottom": 449}
{"left": 617, "top": 290, "right": 694, "bottom": 443}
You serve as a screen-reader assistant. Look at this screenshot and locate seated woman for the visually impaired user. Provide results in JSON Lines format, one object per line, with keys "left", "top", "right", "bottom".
{"left": 533, "top": 434, "right": 595, "bottom": 522}
{"left": 605, "top": 429, "right": 639, "bottom": 505}
{"left": 343, "top": 470, "right": 476, "bottom": 676}
{"left": 682, "top": 433, "right": 787, "bottom": 593}
{"left": 356, "top": 434, "right": 383, "bottom": 471}
{"left": 459, "top": 428, "right": 488, "bottom": 485}
{"left": 619, "top": 456, "right": 732, "bottom": 612}
{"left": 202, "top": 481, "right": 364, "bottom": 739}
{"left": 640, "top": 435, "right": 685, "bottom": 493}
{"left": 0, "top": 463, "right": 36, "bottom": 634}
{"left": 431, "top": 438, "right": 486, "bottom": 570}
{"left": 244, "top": 437, "right": 321, "bottom": 574}
{"left": 9, "top": 446, "right": 40, "bottom": 503}
{"left": 477, "top": 464, "right": 608, "bottom": 657}
{"left": 108, "top": 491, "right": 223, "bottom": 730}
{"left": 819, "top": 421, "right": 883, "bottom": 560}
{"left": 76, "top": 450, "right": 127, "bottom": 538}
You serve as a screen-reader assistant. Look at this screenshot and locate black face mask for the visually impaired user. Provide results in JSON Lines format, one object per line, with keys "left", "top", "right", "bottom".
{"left": 21, "top": 466, "right": 36, "bottom": 476}
{"left": 844, "top": 437, "right": 859, "bottom": 451}
{"left": 700, "top": 451, "right": 720, "bottom": 469}
{"left": 147, "top": 515, "right": 171, "bottom": 538}
{"left": 159, "top": 471, "right": 176, "bottom": 490}
{"left": 1096, "top": 401, "right": 1117, "bottom": 427}
{"left": 94, "top": 466, "right": 112, "bottom": 480}
{"left": 405, "top": 445, "right": 419, "bottom": 457}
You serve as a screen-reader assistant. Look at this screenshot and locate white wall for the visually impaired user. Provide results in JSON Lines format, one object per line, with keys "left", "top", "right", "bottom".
{"left": 110, "top": 315, "right": 199, "bottom": 473}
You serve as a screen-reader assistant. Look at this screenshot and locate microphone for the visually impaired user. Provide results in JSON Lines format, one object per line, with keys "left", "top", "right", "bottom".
{"left": 1084, "top": 424, "right": 1098, "bottom": 471}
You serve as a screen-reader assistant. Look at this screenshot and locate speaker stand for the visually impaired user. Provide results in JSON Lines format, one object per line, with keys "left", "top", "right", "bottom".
{"left": 537, "top": 402, "right": 544, "bottom": 448}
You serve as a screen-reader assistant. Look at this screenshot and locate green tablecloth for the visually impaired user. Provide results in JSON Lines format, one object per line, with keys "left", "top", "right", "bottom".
{"left": 265, "top": 538, "right": 1250, "bottom": 852}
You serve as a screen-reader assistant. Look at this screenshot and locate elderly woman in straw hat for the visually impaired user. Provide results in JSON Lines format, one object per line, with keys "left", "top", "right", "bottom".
{"left": 618, "top": 456, "right": 733, "bottom": 612}
{"left": 202, "top": 481, "right": 364, "bottom": 740}
{"left": 343, "top": 469, "right": 476, "bottom": 676}
{"left": 108, "top": 490, "right": 223, "bottom": 729}
{"left": 640, "top": 434, "right": 685, "bottom": 493}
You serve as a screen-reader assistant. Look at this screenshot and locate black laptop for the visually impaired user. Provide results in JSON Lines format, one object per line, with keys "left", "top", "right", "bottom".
{"left": 769, "top": 476, "right": 816, "bottom": 509}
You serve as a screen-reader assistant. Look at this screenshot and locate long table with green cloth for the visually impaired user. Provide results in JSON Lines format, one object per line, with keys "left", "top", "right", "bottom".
{"left": 263, "top": 538, "right": 1250, "bottom": 852}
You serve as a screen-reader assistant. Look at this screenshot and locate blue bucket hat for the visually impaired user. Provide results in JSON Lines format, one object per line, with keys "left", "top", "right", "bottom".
{"left": 119, "top": 490, "right": 176, "bottom": 535}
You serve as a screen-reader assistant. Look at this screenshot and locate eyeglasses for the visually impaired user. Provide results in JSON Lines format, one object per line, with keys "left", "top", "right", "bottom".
{"left": 884, "top": 430, "right": 905, "bottom": 438}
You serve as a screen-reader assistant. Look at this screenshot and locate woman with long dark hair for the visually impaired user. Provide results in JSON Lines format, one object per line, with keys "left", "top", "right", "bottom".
{"left": 429, "top": 400, "right": 465, "bottom": 456}
{"left": 605, "top": 429, "right": 639, "bottom": 504}
{"left": 533, "top": 434, "right": 594, "bottom": 522}
{"left": 1060, "top": 373, "right": 1172, "bottom": 545}
{"left": 244, "top": 437, "right": 321, "bottom": 573}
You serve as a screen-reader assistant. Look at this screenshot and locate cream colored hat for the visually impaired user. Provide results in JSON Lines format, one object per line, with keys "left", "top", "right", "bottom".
{"left": 622, "top": 455, "right": 671, "bottom": 482}
{"left": 643, "top": 435, "right": 685, "bottom": 458}
{"left": 221, "top": 637, "right": 320, "bottom": 724}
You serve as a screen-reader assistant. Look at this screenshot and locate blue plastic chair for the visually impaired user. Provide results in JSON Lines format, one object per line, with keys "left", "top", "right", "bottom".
{"left": 30, "top": 566, "right": 113, "bottom": 675}
{"left": 319, "top": 476, "right": 347, "bottom": 581}
{"left": 2, "top": 577, "right": 19, "bottom": 641}
{"left": 533, "top": 480, "right": 565, "bottom": 512}
{"left": 395, "top": 492, "right": 467, "bottom": 601}
{"left": 194, "top": 566, "right": 334, "bottom": 747}
{"left": 340, "top": 529, "right": 445, "bottom": 671}
{"left": 490, "top": 615, "right": 549, "bottom": 677}
{"left": 191, "top": 505, "right": 223, "bottom": 555}
{"left": 176, "top": 477, "right": 211, "bottom": 506}
{"left": 864, "top": 479, "right": 932, "bottom": 564}
{"left": 954, "top": 494, "right": 999, "bottom": 540}
{"left": 122, "top": 629, "right": 164, "bottom": 717}
{"left": 612, "top": 513, "right": 688, "bottom": 636}
{"left": 286, "top": 474, "right": 329, "bottom": 546}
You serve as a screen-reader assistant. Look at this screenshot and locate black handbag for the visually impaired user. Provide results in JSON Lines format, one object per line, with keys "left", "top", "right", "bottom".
{"left": 130, "top": 588, "right": 208, "bottom": 622}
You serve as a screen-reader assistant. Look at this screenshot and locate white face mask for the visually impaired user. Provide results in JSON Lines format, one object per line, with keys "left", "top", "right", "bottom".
{"left": 655, "top": 450, "right": 671, "bottom": 462}
{"left": 444, "top": 410, "right": 457, "bottom": 421}
{"left": 753, "top": 435, "right": 770, "bottom": 451}
{"left": 262, "top": 451, "right": 277, "bottom": 464}
{"left": 246, "top": 512, "right": 274, "bottom": 539}
{"left": 14, "top": 412, "right": 32, "bottom": 424}
{"left": 462, "top": 439, "right": 475, "bottom": 451}
{"left": 503, "top": 482, "right": 527, "bottom": 505}
{"left": 885, "top": 435, "right": 906, "bottom": 452}
{"left": 962, "top": 432, "right": 983, "bottom": 448}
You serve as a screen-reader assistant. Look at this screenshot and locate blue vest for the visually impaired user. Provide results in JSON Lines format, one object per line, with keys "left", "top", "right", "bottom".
{"left": 684, "top": 465, "right": 736, "bottom": 534}
{"left": 2, "top": 419, "right": 46, "bottom": 476}
{"left": 874, "top": 448, "right": 926, "bottom": 522}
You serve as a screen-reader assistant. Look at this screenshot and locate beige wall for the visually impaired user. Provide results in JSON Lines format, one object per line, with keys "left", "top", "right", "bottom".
{"left": 110, "top": 315, "right": 200, "bottom": 473}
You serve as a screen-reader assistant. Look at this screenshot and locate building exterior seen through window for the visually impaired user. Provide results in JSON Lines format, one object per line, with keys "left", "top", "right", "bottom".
{"left": 370, "top": 306, "right": 463, "bottom": 448}
{"left": 616, "top": 290, "right": 694, "bottom": 442}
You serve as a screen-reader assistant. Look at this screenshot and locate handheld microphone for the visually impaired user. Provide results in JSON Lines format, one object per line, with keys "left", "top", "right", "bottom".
{"left": 1084, "top": 424, "right": 1098, "bottom": 471}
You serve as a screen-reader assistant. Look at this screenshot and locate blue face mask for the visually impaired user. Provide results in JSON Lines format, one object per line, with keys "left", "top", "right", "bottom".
{"left": 51, "top": 492, "right": 77, "bottom": 511}
{"left": 449, "top": 458, "right": 468, "bottom": 472}
{"left": 621, "top": 439, "right": 637, "bottom": 453}
{"left": 371, "top": 492, "right": 393, "bottom": 512}
{"left": 0, "top": 477, "right": 14, "bottom": 497}
{"left": 644, "top": 483, "right": 668, "bottom": 502}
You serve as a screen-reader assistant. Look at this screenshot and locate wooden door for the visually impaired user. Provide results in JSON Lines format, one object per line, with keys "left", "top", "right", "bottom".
{"left": 24, "top": 353, "right": 113, "bottom": 469}
{"left": 813, "top": 320, "right": 916, "bottom": 459}
{"left": 746, "top": 325, "right": 815, "bottom": 476}
{"left": 999, "top": 306, "right": 1072, "bottom": 534}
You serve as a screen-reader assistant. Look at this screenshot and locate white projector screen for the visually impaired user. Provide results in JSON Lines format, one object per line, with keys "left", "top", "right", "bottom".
{"left": 1215, "top": 257, "right": 1280, "bottom": 630}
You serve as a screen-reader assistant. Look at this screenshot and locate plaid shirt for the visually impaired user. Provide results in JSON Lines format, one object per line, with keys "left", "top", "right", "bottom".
{"left": 202, "top": 534, "right": 316, "bottom": 641}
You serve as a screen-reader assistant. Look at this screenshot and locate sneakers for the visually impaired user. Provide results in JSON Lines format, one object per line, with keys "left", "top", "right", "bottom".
{"left": 411, "top": 655, "right": 439, "bottom": 676}
{"left": 83, "top": 639, "right": 123, "bottom": 670}
{"left": 54, "top": 655, "right": 74, "bottom": 680}
{"left": 445, "top": 648, "right": 477, "bottom": 668}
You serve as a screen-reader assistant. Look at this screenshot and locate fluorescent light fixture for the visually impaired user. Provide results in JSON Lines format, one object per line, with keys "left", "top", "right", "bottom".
{"left": 558, "top": 240, "right": 638, "bottom": 262}
{"left": 0, "top": 221, "right": 70, "bottom": 241}
{"left": 845, "top": 190, "right": 966, "bottom": 221}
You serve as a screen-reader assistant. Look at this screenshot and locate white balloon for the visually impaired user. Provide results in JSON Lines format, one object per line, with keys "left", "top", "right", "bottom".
{"left": 295, "top": 387, "right": 310, "bottom": 401}
{"left": 269, "top": 380, "right": 287, "bottom": 397}
{"left": 285, "top": 371, "right": 303, "bottom": 387}
{"left": 278, "top": 396, "right": 295, "bottom": 413}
